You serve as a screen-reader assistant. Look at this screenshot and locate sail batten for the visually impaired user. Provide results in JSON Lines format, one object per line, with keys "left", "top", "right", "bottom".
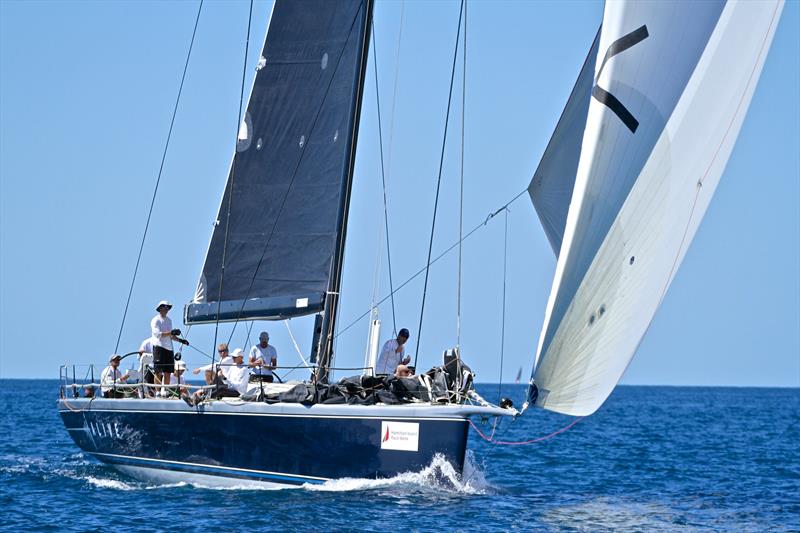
{"left": 185, "top": 0, "right": 372, "bottom": 325}
{"left": 531, "top": 0, "right": 784, "bottom": 416}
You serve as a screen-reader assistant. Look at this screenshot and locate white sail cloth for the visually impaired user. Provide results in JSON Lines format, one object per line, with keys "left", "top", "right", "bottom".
{"left": 531, "top": 0, "right": 784, "bottom": 416}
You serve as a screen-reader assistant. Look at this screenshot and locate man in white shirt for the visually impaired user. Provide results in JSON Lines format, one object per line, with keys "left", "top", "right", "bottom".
{"left": 249, "top": 331, "right": 278, "bottom": 382}
{"left": 138, "top": 337, "right": 155, "bottom": 397}
{"left": 188, "top": 344, "right": 234, "bottom": 406}
{"left": 225, "top": 349, "right": 251, "bottom": 395}
{"left": 151, "top": 300, "right": 181, "bottom": 397}
{"left": 172, "top": 360, "right": 190, "bottom": 398}
{"left": 192, "top": 343, "right": 230, "bottom": 384}
{"left": 101, "top": 354, "right": 129, "bottom": 398}
{"left": 376, "top": 328, "right": 411, "bottom": 375}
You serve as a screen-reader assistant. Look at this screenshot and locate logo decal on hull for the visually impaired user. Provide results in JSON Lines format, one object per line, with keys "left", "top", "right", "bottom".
{"left": 380, "top": 421, "right": 419, "bottom": 452}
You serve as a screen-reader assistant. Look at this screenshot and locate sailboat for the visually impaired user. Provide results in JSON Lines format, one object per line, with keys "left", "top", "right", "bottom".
{"left": 58, "top": 0, "right": 784, "bottom": 487}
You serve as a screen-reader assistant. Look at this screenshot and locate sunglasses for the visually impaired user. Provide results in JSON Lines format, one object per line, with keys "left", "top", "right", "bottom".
{"left": 218, "top": 350, "right": 228, "bottom": 354}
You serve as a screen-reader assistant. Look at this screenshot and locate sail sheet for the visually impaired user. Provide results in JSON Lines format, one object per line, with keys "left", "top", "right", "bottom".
{"left": 528, "top": 29, "right": 600, "bottom": 256}
{"left": 185, "top": 0, "right": 372, "bottom": 324}
{"left": 531, "top": 0, "right": 784, "bottom": 415}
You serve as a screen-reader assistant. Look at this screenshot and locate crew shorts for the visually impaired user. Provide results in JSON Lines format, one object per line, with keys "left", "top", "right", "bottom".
{"left": 152, "top": 346, "right": 175, "bottom": 373}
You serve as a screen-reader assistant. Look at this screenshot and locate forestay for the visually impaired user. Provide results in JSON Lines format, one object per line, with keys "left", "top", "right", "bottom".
{"left": 186, "top": 0, "right": 372, "bottom": 324}
{"left": 531, "top": 0, "right": 784, "bottom": 416}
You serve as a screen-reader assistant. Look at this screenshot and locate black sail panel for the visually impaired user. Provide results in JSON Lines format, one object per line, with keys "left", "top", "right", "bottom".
{"left": 186, "top": 0, "right": 371, "bottom": 324}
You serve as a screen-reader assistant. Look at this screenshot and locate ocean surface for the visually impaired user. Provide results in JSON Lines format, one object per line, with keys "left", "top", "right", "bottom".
{"left": 0, "top": 380, "right": 797, "bottom": 532}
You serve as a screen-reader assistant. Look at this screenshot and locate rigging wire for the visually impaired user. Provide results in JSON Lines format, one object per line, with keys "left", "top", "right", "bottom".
{"left": 456, "top": 0, "right": 466, "bottom": 348}
{"left": 112, "top": 0, "right": 204, "bottom": 353}
{"left": 384, "top": 0, "right": 404, "bottom": 210}
{"left": 243, "top": 319, "right": 255, "bottom": 352}
{"left": 414, "top": 0, "right": 465, "bottom": 369}
{"left": 498, "top": 207, "right": 508, "bottom": 403}
{"left": 371, "top": 22, "right": 397, "bottom": 335}
{"left": 336, "top": 187, "right": 528, "bottom": 341}
{"left": 468, "top": 417, "right": 584, "bottom": 446}
{"left": 213, "top": 0, "right": 255, "bottom": 370}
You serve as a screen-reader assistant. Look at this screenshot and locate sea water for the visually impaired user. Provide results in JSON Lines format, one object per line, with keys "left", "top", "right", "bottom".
{"left": 0, "top": 380, "right": 797, "bottom": 532}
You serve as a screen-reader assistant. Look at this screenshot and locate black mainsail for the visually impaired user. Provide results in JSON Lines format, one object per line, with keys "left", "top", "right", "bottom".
{"left": 185, "top": 0, "right": 373, "bottom": 333}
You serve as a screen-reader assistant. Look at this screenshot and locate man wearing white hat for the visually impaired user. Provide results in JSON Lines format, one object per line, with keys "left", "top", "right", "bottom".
{"left": 100, "top": 354, "right": 129, "bottom": 399}
{"left": 249, "top": 331, "right": 278, "bottom": 383}
{"left": 212, "top": 348, "right": 250, "bottom": 399}
{"left": 173, "top": 360, "right": 189, "bottom": 397}
{"left": 226, "top": 349, "right": 251, "bottom": 395}
{"left": 151, "top": 300, "right": 180, "bottom": 397}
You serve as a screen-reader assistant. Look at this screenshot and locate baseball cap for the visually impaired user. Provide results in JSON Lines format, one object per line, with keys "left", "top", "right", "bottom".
{"left": 398, "top": 328, "right": 410, "bottom": 338}
{"left": 259, "top": 331, "right": 269, "bottom": 340}
{"left": 109, "top": 354, "right": 122, "bottom": 362}
{"left": 231, "top": 348, "right": 245, "bottom": 358}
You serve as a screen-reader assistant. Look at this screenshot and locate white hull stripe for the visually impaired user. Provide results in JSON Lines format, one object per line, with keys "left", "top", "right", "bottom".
{"left": 92, "top": 452, "right": 329, "bottom": 485}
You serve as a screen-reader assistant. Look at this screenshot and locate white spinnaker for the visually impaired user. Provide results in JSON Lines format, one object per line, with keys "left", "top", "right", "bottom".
{"left": 532, "top": 0, "right": 784, "bottom": 416}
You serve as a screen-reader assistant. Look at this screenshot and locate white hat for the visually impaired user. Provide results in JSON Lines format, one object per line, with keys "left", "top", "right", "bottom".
{"left": 174, "top": 360, "right": 187, "bottom": 371}
{"left": 109, "top": 354, "right": 122, "bottom": 362}
{"left": 156, "top": 300, "right": 173, "bottom": 311}
{"left": 259, "top": 331, "right": 269, "bottom": 340}
{"left": 231, "top": 348, "right": 245, "bottom": 358}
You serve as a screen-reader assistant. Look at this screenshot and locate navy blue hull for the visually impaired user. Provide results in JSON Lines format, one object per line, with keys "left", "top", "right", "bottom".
{"left": 58, "top": 400, "right": 470, "bottom": 486}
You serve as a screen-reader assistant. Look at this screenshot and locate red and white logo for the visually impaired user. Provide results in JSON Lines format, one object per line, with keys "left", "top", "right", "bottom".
{"left": 380, "top": 421, "right": 419, "bottom": 452}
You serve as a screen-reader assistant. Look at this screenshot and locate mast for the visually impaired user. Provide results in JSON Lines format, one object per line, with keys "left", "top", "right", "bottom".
{"left": 315, "top": 0, "right": 375, "bottom": 384}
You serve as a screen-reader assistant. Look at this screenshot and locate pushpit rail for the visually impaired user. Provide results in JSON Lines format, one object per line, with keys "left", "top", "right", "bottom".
{"left": 58, "top": 360, "right": 379, "bottom": 400}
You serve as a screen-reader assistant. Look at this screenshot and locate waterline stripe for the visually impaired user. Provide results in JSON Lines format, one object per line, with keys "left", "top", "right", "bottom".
{"left": 93, "top": 452, "right": 328, "bottom": 485}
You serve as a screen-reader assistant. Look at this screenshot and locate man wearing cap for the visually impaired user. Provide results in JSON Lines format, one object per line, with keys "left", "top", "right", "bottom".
{"left": 249, "top": 331, "right": 278, "bottom": 383}
{"left": 137, "top": 337, "right": 156, "bottom": 398}
{"left": 376, "top": 328, "right": 411, "bottom": 375}
{"left": 151, "top": 300, "right": 180, "bottom": 397}
{"left": 100, "top": 354, "right": 130, "bottom": 399}
{"left": 227, "top": 349, "right": 252, "bottom": 395}
{"left": 172, "top": 360, "right": 190, "bottom": 397}
{"left": 213, "top": 348, "right": 250, "bottom": 398}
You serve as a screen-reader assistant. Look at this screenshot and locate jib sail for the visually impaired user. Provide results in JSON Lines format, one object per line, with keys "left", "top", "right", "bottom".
{"left": 530, "top": 0, "right": 783, "bottom": 416}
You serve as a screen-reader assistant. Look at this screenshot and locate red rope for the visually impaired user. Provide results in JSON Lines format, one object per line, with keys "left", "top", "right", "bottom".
{"left": 469, "top": 416, "right": 584, "bottom": 446}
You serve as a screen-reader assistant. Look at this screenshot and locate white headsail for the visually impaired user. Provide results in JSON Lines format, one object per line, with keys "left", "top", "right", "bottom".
{"left": 530, "top": 0, "right": 784, "bottom": 416}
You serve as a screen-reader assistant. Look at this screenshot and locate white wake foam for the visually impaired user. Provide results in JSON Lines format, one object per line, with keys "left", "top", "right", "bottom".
{"left": 302, "top": 452, "right": 490, "bottom": 494}
{"left": 84, "top": 476, "right": 138, "bottom": 490}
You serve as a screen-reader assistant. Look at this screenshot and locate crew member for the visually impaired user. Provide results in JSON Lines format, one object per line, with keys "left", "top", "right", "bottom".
{"left": 138, "top": 337, "right": 155, "bottom": 398}
{"left": 249, "top": 331, "right": 278, "bottom": 383}
{"left": 151, "top": 300, "right": 180, "bottom": 398}
{"left": 376, "top": 328, "right": 411, "bottom": 375}
{"left": 214, "top": 348, "right": 250, "bottom": 399}
{"left": 227, "top": 349, "right": 251, "bottom": 394}
{"left": 100, "top": 354, "right": 129, "bottom": 399}
{"left": 173, "top": 360, "right": 190, "bottom": 398}
{"left": 193, "top": 344, "right": 231, "bottom": 384}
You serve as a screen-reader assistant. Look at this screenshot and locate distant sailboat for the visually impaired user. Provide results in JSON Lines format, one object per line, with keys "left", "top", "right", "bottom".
{"left": 58, "top": 0, "right": 783, "bottom": 486}
{"left": 515, "top": 367, "right": 522, "bottom": 385}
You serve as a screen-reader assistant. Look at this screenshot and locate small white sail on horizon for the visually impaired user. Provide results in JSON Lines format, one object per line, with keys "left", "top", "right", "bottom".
{"left": 530, "top": 0, "right": 784, "bottom": 416}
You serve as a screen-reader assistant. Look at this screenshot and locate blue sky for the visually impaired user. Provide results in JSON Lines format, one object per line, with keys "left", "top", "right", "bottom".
{"left": 1, "top": 0, "right": 797, "bottom": 386}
